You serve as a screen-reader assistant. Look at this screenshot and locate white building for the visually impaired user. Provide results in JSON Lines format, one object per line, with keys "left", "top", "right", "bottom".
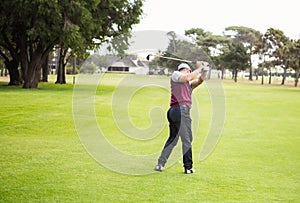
{"left": 108, "top": 55, "right": 149, "bottom": 75}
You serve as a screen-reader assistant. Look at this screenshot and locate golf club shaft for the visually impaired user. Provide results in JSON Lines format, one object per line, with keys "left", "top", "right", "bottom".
{"left": 147, "top": 54, "right": 194, "bottom": 64}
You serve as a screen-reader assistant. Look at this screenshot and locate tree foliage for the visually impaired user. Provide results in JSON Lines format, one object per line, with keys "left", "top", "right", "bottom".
{"left": 224, "top": 26, "right": 261, "bottom": 80}
{"left": 288, "top": 39, "right": 300, "bottom": 86}
{"left": 185, "top": 28, "right": 231, "bottom": 56}
{"left": 253, "top": 28, "right": 290, "bottom": 84}
{"left": 0, "top": 0, "right": 143, "bottom": 88}
{"left": 219, "top": 43, "right": 250, "bottom": 82}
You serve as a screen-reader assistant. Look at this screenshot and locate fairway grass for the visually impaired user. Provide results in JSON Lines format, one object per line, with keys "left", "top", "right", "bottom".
{"left": 0, "top": 74, "right": 299, "bottom": 202}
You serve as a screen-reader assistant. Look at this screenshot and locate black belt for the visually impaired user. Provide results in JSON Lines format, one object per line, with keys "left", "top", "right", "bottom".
{"left": 179, "top": 105, "right": 190, "bottom": 111}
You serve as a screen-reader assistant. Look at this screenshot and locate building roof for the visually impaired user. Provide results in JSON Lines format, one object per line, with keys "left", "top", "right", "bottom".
{"left": 109, "top": 61, "right": 128, "bottom": 68}
{"left": 108, "top": 54, "right": 149, "bottom": 69}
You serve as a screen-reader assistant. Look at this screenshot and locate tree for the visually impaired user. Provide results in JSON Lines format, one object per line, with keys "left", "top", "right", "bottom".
{"left": 219, "top": 43, "right": 250, "bottom": 82}
{"left": 80, "top": 63, "right": 97, "bottom": 74}
{"left": 278, "top": 42, "right": 290, "bottom": 85}
{"left": 167, "top": 31, "right": 179, "bottom": 53}
{"left": 224, "top": 26, "right": 261, "bottom": 80}
{"left": 87, "top": 54, "right": 110, "bottom": 70}
{"left": 265, "top": 28, "right": 290, "bottom": 85}
{"left": 253, "top": 28, "right": 290, "bottom": 85}
{"left": 288, "top": 39, "right": 300, "bottom": 86}
{"left": 0, "top": 0, "right": 143, "bottom": 88}
{"left": 278, "top": 39, "right": 297, "bottom": 85}
{"left": 0, "top": 51, "right": 21, "bottom": 85}
{"left": 185, "top": 28, "right": 231, "bottom": 57}
{"left": 254, "top": 34, "right": 269, "bottom": 84}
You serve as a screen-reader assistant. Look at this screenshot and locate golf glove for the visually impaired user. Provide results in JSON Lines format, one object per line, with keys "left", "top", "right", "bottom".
{"left": 202, "top": 62, "right": 210, "bottom": 72}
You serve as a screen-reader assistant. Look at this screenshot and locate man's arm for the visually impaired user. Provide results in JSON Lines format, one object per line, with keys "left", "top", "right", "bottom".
{"left": 191, "top": 70, "right": 209, "bottom": 90}
{"left": 177, "top": 61, "right": 203, "bottom": 82}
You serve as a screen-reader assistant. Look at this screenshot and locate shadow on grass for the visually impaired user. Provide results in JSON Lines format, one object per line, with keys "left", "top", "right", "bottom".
{"left": 0, "top": 82, "right": 74, "bottom": 92}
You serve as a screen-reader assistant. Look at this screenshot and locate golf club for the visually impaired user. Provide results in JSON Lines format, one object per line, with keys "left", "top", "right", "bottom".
{"left": 146, "top": 54, "right": 194, "bottom": 64}
{"left": 146, "top": 54, "right": 210, "bottom": 70}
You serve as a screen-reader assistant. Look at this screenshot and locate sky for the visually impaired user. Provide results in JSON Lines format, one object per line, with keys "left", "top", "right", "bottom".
{"left": 133, "top": 0, "right": 300, "bottom": 40}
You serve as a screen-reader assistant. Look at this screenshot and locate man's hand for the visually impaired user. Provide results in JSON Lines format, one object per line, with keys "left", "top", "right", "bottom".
{"left": 201, "top": 62, "right": 210, "bottom": 72}
{"left": 196, "top": 61, "right": 210, "bottom": 73}
{"left": 195, "top": 61, "right": 203, "bottom": 72}
{"left": 191, "top": 61, "right": 210, "bottom": 90}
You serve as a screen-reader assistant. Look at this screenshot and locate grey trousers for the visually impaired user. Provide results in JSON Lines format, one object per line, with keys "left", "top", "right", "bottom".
{"left": 157, "top": 106, "right": 193, "bottom": 169}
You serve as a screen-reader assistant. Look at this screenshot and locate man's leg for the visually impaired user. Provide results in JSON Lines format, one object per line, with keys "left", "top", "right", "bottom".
{"left": 157, "top": 121, "right": 180, "bottom": 167}
{"left": 179, "top": 109, "right": 193, "bottom": 170}
{"left": 156, "top": 107, "right": 181, "bottom": 170}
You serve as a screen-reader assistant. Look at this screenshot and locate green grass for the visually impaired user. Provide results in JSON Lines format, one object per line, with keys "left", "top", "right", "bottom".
{"left": 0, "top": 74, "right": 299, "bottom": 202}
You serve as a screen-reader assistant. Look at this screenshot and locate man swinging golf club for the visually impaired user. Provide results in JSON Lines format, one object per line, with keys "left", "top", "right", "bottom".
{"left": 155, "top": 61, "right": 209, "bottom": 174}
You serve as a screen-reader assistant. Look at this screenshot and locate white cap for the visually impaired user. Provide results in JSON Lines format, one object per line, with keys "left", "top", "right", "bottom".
{"left": 178, "top": 63, "right": 191, "bottom": 71}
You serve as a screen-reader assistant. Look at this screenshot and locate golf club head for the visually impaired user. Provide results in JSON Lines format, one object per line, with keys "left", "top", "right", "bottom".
{"left": 146, "top": 54, "right": 193, "bottom": 64}
{"left": 146, "top": 54, "right": 151, "bottom": 61}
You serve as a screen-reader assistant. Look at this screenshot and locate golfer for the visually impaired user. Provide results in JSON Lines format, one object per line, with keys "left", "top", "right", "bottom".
{"left": 155, "top": 61, "right": 209, "bottom": 174}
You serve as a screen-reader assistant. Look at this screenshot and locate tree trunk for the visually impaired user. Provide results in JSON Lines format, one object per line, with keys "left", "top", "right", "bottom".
{"left": 268, "top": 68, "right": 272, "bottom": 85}
{"left": 4, "top": 59, "right": 22, "bottom": 86}
{"left": 255, "top": 68, "right": 258, "bottom": 80}
{"left": 221, "top": 66, "right": 224, "bottom": 79}
{"left": 22, "top": 48, "right": 52, "bottom": 88}
{"left": 55, "top": 61, "right": 63, "bottom": 84}
{"left": 72, "top": 57, "right": 76, "bottom": 74}
{"left": 261, "top": 68, "right": 264, "bottom": 85}
{"left": 234, "top": 69, "right": 238, "bottom": 82}
{"left": 1, "top": 64, "right": 4, "bottom": 76}
{"left": 18, "top": 30, "right": 55, "bottom": 88}
{"left": 22, "top": 59, "right": 42, "bottom": 88}
{"left": 41, "top": 54, "right": 49, "bottom": 82}
{"left": 249, "top": 60, "right": 253, "bottom": 81}
{"left": 55, "top": 47, "right": 67, "bottom": 84}
{"left": 281, "top": 72, "right": 286, "bottom": 85}
{"left": 55, "top": 62, "right": 66, "bottom": 84}
{"left": 19, "top": 32, "right": 29, "bottom": 84}
{"left": 295, "top": 70, "right": 299, "bottom": 87}
{"left": 281, "top": 62, "right": 289, "bottom": 85}
{"left": 62, "top": 62, "right": 66, "bottom": 83}
{"left": 55, "top": 48, "right": 66, "bottom": 84}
